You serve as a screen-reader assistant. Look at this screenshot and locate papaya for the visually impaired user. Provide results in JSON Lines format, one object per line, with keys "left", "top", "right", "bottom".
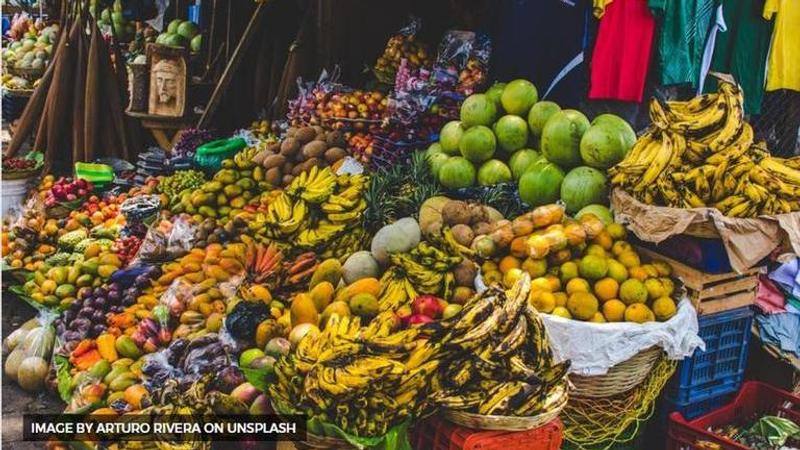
{"left": 205, "top": 265, "right": 230, "bottom": 282}
{"left": 183, "top": 271, "right": 206, "bottom": 283}
{"left": 249, "top": 285, "right": 272, "bottom": 303}
{"left": 98, "top": 265, "right": 118, "bottom": 278}
{"left": 99, "top": 254, "right": 122, "bottom": 267}
{"left": 220, "top": 258, "right": 244, "bottom": 274}
{"left": 290, "top": 293, "right": 319, "bottom": 327}
{"left": 336, "top": 277, "right": 381, "bottom": 303}
{"left": 309, "top": 282, "right": 335, "bottom": 312}
{"left": 114, "top": 336, "right": 141, "bottom": 359}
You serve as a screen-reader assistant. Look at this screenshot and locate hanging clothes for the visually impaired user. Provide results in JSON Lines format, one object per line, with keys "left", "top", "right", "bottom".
{"left": 588, "top": 0, "right": 656, "bottom": 102}
{"left": 649, "top": 0, "right": 717, "bottom": 88}
{"left": 704, "top": 0, "right": 773, "bottom": 115}
{"left": 764, "top": 0, "right": 800, "bottom": 92}
{"left": 697, "top": 4, "right": 726, "bottom": 95}
{"left": 492, "top": 0, "right": 592, "bottom": 108}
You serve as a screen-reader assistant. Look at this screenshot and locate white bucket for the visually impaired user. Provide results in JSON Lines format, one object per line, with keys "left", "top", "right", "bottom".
{"left": 1, "top": 178, "right": 33, "bottom": 219}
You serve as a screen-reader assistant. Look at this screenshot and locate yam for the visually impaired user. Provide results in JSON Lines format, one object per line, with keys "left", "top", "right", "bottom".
{"left": 324, "top": 147, "right": 347, "bottom": 163}
{"left": 302, "top": 140, "right": 328, "bottom": 159}
{"left": 263, "top": 154, "right": 286, "bottom": 170}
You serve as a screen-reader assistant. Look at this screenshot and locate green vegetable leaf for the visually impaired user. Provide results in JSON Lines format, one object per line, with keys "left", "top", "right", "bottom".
{"left": 54, "top": 355, "right": 74, "bottom": 402}
{"left": 240, "top": 367, "right": 274, "bottom": 393}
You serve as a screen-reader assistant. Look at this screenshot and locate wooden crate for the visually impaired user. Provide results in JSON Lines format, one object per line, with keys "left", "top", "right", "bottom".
{"left": 637, "top": 247, "right": 762, "bottom": 315}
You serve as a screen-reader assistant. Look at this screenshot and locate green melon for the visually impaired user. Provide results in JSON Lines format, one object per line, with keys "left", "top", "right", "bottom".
{"left": 459, "top": 125, "right": 496, "bottom": 163}
{"left": 495, "top": 115, "right": 530, "bottom": 153}
{"left": 540, "top": 109, "right": 590, "bottom": 169}
{"left": 579, "top": 123, "right": 631, "bottom": 169}
{"left": 528, "top": 101, "right": 561, "bottom": 139}
{"left": 439, "top": 121, "right": 464, "bottom": 155}
{"left": 501, "top": 79, "right": 538, "bottom": 116}
{"left": 485, "top": 82, "right": 507, "bottom": 110}
{"left": 518, "top": 159, "right": 565, "bottom": 206}
{"left": 508, "top": 149, "right": 541, "bottom": 181}
{"left": 560, "top": 166, "right": 609, "bottom": 214}
{"left": 460, "top": 94, "right": 498, "bottom": 128}
{"left": 428, "top": 152, "right": 450, "bottom": 177}
{"left": 477, "top": 159, "right": 513, "bottom": 186}
{"left": 591, "top": 113, "right": 636, "bottom": 149}
{"left": 438, "top": 157, "right": 476, "bottom": 189}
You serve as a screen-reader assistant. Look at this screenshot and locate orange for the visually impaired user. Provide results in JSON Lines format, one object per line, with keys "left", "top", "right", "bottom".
{"left": 545, "top": 275, "right": 562, "bottom": 292}
{"left": 618, "top": 251, "right": 641, "bottom": 269}
{"left": 628, "top": 266, "right": 648, "bottom": 281}
{"left": 521, "top": 258, "right": 548, "bottom": 278}
{"left": 592, "top": 230, "right": 613, "bottom": 250}
{"left": 498, "top": 255, "right": 521, "bottom": 274}
{"left": 566, "top": 278, "right": 591, "bottom": 295}
{"left": 594, "top": 278, "right": 619, "bottom": 302}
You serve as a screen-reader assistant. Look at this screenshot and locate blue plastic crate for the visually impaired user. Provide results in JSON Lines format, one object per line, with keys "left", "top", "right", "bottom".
{"left": 663, "top": 393, "right": 735, "bottom": 421}
{"left": 666, "top": 307, "right": 753, "bottom": 404}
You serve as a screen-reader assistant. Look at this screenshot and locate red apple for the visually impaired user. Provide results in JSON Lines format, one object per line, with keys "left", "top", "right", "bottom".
{"left": 412, "top": 295, "right": 444, "bottom": 319}
{"left": 407, "top": 314, "right": 435, "bottom": 326}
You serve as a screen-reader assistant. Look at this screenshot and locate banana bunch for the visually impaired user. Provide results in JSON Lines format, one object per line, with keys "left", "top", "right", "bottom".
{"left": 611, "top": 81, "right": 800, "bottom": 217}
{"left": 319, "top": 227, "right": 370, "bottom": 261}
{"left": 286, "top": 166, "right": 338, "bottom": 204}
{"left": 270, "top": 312, "right": 440, "bottom": 437}
{"left": 429, "top": 275, "right": 570, "bottom": 417}
{"left": 377, "top": 242, "right": 463, "bottom": 312}
{"left": 232, "top": 146, "right": 259, "bottom": 170}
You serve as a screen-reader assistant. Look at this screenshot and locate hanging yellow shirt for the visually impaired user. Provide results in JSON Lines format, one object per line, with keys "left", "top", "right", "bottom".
{"left": 764, "top": 0, "right": 800, "bottom": 91}
{"left": 594, "top": 0, "right": 615, "bottom": 18}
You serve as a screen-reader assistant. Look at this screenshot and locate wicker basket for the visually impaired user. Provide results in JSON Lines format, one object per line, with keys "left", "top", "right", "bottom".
{"left": 2, "top": 87, "right": 34, "bottom": 97}
{"left": 8, "top": 66, "right": 45, "bottom": 80}
{"left": 444, "top": 391, "right": 568, "bottom": 431}
{"left": 569, "top": 346, "right": 663, "bottom": 399}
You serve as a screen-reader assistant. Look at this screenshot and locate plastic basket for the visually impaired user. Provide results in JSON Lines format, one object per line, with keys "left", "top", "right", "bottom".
{"left": 667, "top": 381, "right": 800, "bottom": 450}
{"left": 660, "top": 392, "right": 735, "bottom": 423}
{"left": 412, "top": 416, "right": 563, "bottom": 450}
{"left": 75, "top": 162, "right": 114, "bottom": 189}
{"left": 666, "top": 307, "right": 753, "bottom": 404}
{"left": 193, "top": 137, "right": 246, "bottom": 173}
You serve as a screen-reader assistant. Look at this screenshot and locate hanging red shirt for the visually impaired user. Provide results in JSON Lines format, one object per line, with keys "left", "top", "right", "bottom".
{"left": 589, "top": 0, "right": 656, "bottom": 102}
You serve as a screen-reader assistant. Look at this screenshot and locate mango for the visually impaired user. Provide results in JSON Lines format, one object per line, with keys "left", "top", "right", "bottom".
{"left": 249, "top": 285, "right": 272, "bottom": 303}
{"left": 203, "top": 181, "right": 223, "bottom": 193}
{"left": 309, "top": 282, "right": 335, "bottom": 312}
{"left": 290, "top": 293, "right": 319, "bottom": 327}
{"left": 349, "top": 293, "right": 379, "bottom": 317}
{"left": 67, "top": 266, "right": 81, "bottom": 284}
{"left": 114, "top": 336, "right": 141, "bottom": 359}
{"left": 98, "top": 265, "right": 117, "bottom": 278}
{"left": 99, "top": 254, "right": 122, "bottom": 266}
{"left": 109, "top": 372, "right": 138, "bottom": 391}
{"left": 54, "top": 284, "right": 76, "bottom": 299}
{"left": 309, "top": 259, "right": 342, "bottom": 288}
{"left": 48, "top": 267, "right": 67, "bottom": 284}
{"left": 80, "top": 261, "right": 99, "bottom": 276}
{"left": 88, "top": 359, "right": 112, "bottom": 378}
{"left": 336, "top": 277, "right": 381, "bottom": 303}
{"left": 40, "top": 279, "right": 57, "bottom": 295}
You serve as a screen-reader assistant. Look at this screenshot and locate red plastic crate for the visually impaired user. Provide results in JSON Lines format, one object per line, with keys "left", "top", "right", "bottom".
{"left": 412, "top": 416, "right": 563, "bottom": 450}
{"left": 667, "top": 381, "right": 800, "bottom": 450}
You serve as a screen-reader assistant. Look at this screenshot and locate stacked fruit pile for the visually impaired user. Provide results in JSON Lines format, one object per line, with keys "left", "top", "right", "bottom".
{"left": 251, "top": 125, "right": 348, "bottom": 188}
{"left": 373, "top": 30, "right": 431, "bottom": 84}
{"left": 611, "top": 81, "right": 800, "bottom": 217}
{"left": 2, "top": 213, "right": 61, "bottom": 271}
{"left": 93, "top": 0, "right": 135, "bottom": 41}
{"left": 155, "top": 18, "right": 202, "bottom": 53}
{"left": 427, "top": 79, "right": 633, "bottom": 214}
{"left": 43, "top": 177, "right": 94, "bottom": 208}
{"left": 431, "top": 276, "right": 569, "bottom": 417}
{"left": 157, "top": 170, "right": 206, "bottom": 200}
{"left": 2, "top": 19, "right": 58, "bottom": 75}
{"left": 271, "top": 312, "right": 439, "bottom": 437}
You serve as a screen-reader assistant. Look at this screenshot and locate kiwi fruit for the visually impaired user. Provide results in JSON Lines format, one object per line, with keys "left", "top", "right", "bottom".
{"left": 324, "top": 147, "right": 347, "bottom": 163}
{"left": 302, "top": 140, "right": 328, "bottom": 159}
{"left": 294, "top": 127, "right": 317, "bottom": 144}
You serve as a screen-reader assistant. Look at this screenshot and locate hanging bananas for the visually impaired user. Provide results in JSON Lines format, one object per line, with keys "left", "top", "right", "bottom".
{"left": 611, "top": 81, "right": 800, "bottom": 217}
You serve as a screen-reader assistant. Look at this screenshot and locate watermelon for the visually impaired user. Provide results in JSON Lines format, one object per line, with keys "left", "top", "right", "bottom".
{"left": 477, "top": 160, "right": 513, "bottom": 186}
{"left": 528, "top": 101, "right": 561, "bottom": 139}
{"left": 575, "top": 204, "right": 614, "bottom": 225}
{"left": 508, "top": 149, "right": 541, "bottom": 181}
{"left": 560, "top": 166, "right": 609, "bottom": 214}
{"left": 459, "top": 125, "right": 496, "bottom": 163}
{"left": 579, "top": 123, "right": 632, "bottom": 169}
{"left": 540, "top": 109, "right": 590, "bottom": 169}
{"left": 439, "top": 121, "right": 464, "bottom": 155}
{"left": 501, "top": 79, "right": 538, "bottom": 116}
{"left": 460, "top": 94, "right": 498, "bottom": 128}
{"left": 438, "top": 157, "right": 476, "bottom": 189}
{"left": 518, "top": 160, "right": 565, "bottom": 206}
{"left": 485, "top": 82, "right": 507, "bottom": 110}
{"left": 495, "top": 115, "right": 529, "bottom": 153}
{"left": 592, "top": 114, "right": 636, "bottom": 149}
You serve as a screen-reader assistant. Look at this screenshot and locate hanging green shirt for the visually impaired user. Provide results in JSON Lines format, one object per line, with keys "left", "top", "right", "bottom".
{"left": 649, "top": 0, "right": 717, "bottom": 88}
{"left": 705, "top": 0, "right": 772, "bottom": 114}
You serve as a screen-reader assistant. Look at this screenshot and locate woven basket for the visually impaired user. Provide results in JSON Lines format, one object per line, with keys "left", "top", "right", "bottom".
{"left": 8, "top": 66, "right": 45, "bottom": 80}
{"left": 2, "top": 87, "right": 34, "bottom": 97}
{"left": 569, "top": 346, "right": 663, "bottom": 399}
{"left": 293, "top": 433, "right": 358, "bottom": 449}
{"left": 444, "top": 390, "right": 568, "bottom": 431}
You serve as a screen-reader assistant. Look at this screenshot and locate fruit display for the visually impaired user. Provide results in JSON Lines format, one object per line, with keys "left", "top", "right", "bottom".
{"left": 22, "top": 246, "right": 124, "bottom": 309}
{"left": 249, "top": 125, "right": 349, "bottom": 188}
{"left": 2, "top": 19, "right": 58, "bottom": 74}
{"left": 2, "top": 154, "right": 42, "bottom": 176}
{"left": 430, "top": 276, "right": 569, "bottom": 417}
{"left": 157, "top": 170, "right": 206, "bottom": 199}
{"left": 3, "top": 318, "right": 55, "bottom": 393}
{"left": 271, "top": 311, "right": 440, "bottom": 437}
{"left": 156, "top": 18, "right": 202, "bottom": 53}
{"left": 172, "top": 148, "right": 270, "bottom": 223}
{"left": 43, "top": 177, "right": 94, "bottom": 208}
{"left": 287, "top": 77, "right": 389, "bottom": 132}
{"left": 92, "top": 0, "right": 135, "bottom": 42}
{"left": 2, "top": 214, "right": 61, "bottom": 271}
{"left": 463, "top": 202, "right": 678, "bottom": 324}
{"left": 427, "top": 79, "right": 632, "bottom": 214}
{"left": 373, "top": 23, "right": 432, "bottom": 84}
{"left": 611, "top": 81, "right": 800, "bottom": 217}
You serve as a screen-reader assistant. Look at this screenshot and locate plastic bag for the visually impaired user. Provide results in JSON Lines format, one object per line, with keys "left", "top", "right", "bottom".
{"left": 2, "top": 313, "right": 57, "bottom": 395}
{"left": 120, "top": 194, "right": 161, "bottom": 226}
{"left": 373, "top": 17, "right": 431, "bottom": 85}
{"left": 434, "top": 30, "right": 492, "bottom": 95}
{"left": 131, "top": 216, "right": 198, "bottom": 264}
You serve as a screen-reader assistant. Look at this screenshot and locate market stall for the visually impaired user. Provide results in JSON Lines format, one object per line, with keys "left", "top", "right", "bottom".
{"left": 2, "top": 1, "right": 799, "bottom": 449}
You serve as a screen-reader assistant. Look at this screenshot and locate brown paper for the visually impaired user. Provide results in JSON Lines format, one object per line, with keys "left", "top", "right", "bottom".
{"left": 611, "top": 189, "right": 800, "bottom": 273}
